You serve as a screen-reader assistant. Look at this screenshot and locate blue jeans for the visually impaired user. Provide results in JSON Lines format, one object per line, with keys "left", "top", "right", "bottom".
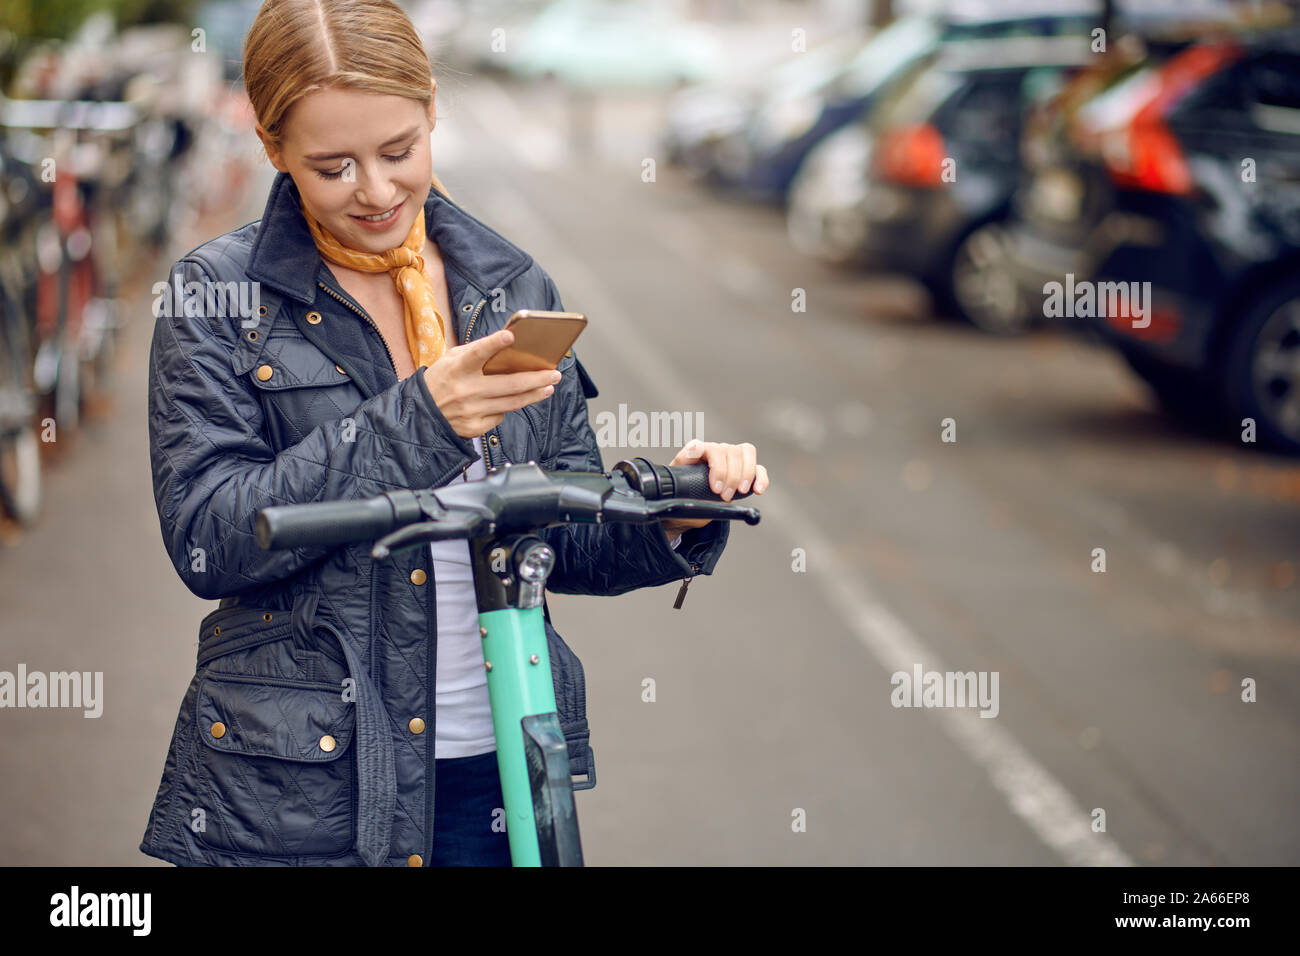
{"left": 429, "top": 750, "right": 513, "bottom": 866}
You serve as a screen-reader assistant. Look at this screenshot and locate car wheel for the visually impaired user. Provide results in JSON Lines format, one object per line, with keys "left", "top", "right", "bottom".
{"left": 786, "top": 167, "right": 862, "bottom": 268}
{"left": 948, "top": 221, "right": 1035, "bottom": 335}
{"left": 1224, "top": 278, "right": 1300, "bottom": 455}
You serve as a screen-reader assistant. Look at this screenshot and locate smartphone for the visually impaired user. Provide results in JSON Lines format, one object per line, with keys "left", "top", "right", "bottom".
{"left": 481, "top": 309, "right": 588, "bottom": 375}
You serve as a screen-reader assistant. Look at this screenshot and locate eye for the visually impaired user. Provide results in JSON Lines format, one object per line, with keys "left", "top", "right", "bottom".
{"left": 384, "top": 146, "right": 415, "bottom": 164}
{"left": 315, "top": 166, "right": 346, "bottom": 181}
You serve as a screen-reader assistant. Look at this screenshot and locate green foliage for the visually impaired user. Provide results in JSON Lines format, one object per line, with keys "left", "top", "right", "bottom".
{"left": 5, "top": 0, "right": 202, "bottom": 41}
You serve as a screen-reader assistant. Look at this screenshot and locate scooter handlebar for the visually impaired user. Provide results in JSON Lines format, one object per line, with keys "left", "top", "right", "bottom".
{"left": 256, "top": 496, "right": 400, "bottom": 551}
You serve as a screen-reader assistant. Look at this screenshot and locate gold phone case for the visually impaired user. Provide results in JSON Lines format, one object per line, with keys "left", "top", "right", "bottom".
{"left": 481, "top": 310, "right": 588, "bottom": 374}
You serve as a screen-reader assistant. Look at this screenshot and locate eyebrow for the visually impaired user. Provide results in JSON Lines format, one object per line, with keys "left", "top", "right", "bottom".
{"left": 303, "top": 126, "right": 421, "bottom": 162}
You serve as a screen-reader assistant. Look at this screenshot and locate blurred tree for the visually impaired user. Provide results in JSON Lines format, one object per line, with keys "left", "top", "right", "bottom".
{"left": 2, "top": 0, "right": 200, "bottom": 90}
{"left": 6, "top": 0, "right": 200, "bottom": 40}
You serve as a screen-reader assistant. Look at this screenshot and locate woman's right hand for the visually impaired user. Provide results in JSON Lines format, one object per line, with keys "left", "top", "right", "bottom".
{"left": 423, "top": 329, "right": 561, "bottom": 438}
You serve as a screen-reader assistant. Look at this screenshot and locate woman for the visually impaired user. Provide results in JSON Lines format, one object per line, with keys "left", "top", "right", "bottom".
{"left": 140, "top": 0, "right": 768, "bottom": 867}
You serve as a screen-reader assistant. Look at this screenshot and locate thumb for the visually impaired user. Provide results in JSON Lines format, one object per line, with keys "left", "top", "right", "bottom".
{"left": 670, "top": 440, "right": 706, "bottom": 465}
{"left": 461, "top": 328, "right": 514, "bottom": 369}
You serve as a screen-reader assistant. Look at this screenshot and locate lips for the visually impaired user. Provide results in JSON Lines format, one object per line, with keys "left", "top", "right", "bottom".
{"left": 349, "top": 199, "right": 404, "bottom": 230}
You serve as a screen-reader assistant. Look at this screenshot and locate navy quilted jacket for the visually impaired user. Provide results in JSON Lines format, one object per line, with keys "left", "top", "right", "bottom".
{"left": 140, "top": 173, "right": 729, "bottom": 866}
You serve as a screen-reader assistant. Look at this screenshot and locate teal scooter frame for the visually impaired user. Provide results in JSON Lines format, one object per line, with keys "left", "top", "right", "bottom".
{"left": 257, "top": 457, "right": 759, "bottom": 866}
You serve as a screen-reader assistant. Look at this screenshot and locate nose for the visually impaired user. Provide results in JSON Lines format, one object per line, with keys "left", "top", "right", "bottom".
{"left": 355, "top": 162, "right": 399, "bottom": 210}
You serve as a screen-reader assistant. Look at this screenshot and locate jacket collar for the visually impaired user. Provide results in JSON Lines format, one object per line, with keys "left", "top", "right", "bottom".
{"left": 245, "top": 171, "right": 534, "bottom": 305}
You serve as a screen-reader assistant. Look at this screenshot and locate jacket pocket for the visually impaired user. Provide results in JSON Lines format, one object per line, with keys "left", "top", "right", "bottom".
{"left": 192, "top": 672, "right": 356, "bottom": 858}
{"left": 247, "top": 334, "right": 362, "bottom": 449}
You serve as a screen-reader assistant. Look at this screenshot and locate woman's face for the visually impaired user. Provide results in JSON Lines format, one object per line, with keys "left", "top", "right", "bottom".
{"left": 259, "top": 84, "right": 436, "bottom": 254}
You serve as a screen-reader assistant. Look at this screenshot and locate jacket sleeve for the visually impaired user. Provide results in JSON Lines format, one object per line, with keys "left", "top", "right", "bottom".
{"left": 148, "top": 257, "right": 478, "bottom": 600}
{"left": 536, "top": 276, "right": 729, "bottom": 597}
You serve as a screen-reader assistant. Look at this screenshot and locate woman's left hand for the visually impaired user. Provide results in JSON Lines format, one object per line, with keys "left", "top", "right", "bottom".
{"left": 660, "top": 440, "right": 769, "bottom": 538}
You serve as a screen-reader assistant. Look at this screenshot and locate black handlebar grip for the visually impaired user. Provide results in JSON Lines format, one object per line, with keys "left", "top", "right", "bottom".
{"left": 664, "top": 462, "right": 754, "bottom": 501}
{"left": 256, "top": 496, "right": 400, "bottom": 551}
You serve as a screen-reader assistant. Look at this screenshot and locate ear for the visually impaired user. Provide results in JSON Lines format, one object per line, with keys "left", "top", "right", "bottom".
{"left": 255, "top": 123, "right": 289, "bottom": 173}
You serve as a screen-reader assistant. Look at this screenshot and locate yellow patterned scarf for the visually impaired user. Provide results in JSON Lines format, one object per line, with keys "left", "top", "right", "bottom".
{"left": 303, "top": 195, "right": 449, "bottom": 369}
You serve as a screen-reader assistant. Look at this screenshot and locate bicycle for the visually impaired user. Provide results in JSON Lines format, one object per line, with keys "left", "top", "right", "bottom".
{"left": 255, "top": 456, "right": 759, "bottom": 866}
{"left": 0, "top": 128, "right": 45, "bottom": 526}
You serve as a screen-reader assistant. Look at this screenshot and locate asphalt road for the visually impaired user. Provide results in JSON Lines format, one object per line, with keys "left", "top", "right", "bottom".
{"left": 1, "top": 75, "right": 1296, "bottom": 866}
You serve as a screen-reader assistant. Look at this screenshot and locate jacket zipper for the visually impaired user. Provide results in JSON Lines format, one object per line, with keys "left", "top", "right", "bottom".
{"left": 462, "top": 296, "right": 495, "bottom": 467}
{"left": 674, "top": 562, "right": 702, "bottom": 609}
{"left": 317, "top": 281, "right": 397, "bottom": 374}
{"left": 319, "top": 278, "right": 438, "bottom": 864}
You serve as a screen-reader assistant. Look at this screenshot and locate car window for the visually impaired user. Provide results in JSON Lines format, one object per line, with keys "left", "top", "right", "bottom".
{"left": 943, "top": 70, "right": 1034, "bottom": 141}
{"left": 1246, "top": 53, "right": 1300, "bottom": 136}
{"left": 869, "top": 65, "right": 962, "bottom": 132}
{"left": 836, "top": 17, "right": 940, "bottom": 98}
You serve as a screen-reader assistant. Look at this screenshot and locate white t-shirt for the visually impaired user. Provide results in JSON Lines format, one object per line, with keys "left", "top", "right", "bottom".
{"left": 430, "top": 438, "right": 686, "bottom": 758}
{"left": 431, "top": 435, "right": 496, "bottom": 758}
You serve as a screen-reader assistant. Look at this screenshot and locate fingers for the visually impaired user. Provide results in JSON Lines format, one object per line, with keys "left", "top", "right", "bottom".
{"left": 458, "top": 329, "right": 515, "bottom": 369}
{"left": 472, "top": 383, "right": 556, "bottom": 420}
{"left": 721, "top": 443, "right": 746, "bottom": 501}
{"left": 691, "top": 442, "right": 764, "bottom": 500}
{"left": 669, "top": 439, "right": 706, "bottom": 467}
{"left": 739, "top": 442, "right": 757, "bottom": 494}
{"left": 476, "top": 367, "right": 561, "bottom": 399}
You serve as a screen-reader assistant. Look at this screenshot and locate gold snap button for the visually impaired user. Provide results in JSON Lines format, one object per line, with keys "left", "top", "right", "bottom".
{"left": 213, "top": 625, "right": 221, "bottom": 637}
{"left": 256, "top": 364, "right": 273, "bottom": 381}
{"left": 461, "top": 304, "right": 472, "bottom": 312}
{"left": 319, "top": 735, "right": 337, "bottom": 753}
{"left": 257, "top": 305, "right": 268, "bottom": 316}
{"left": 306, "top": 311, "right": 322, "bottom": 324}
{"left": 407, "top": 854, "right": 423, "bottom": 867}
{"left": 247, "top": 329, "right": 258, "bottom": 341}
{"left": 262, "top": 612, "right": 272, "bottom": 622}
{"left": 410, "top": 568, "right": 427, "bottom": 585}
{"left": 210, "top": 722, "right": 226, "bottom": 739}
{"left": 335, "top": 364, "right": 346, "bottom": 374}
{"left": 484, "top": 661, "right": 493, "bottom": 672}
{"left": 408, "top": 717, "right": 425, "bottom": 735}
{"left": 488, "top": 435, "right": 499, "bottom": 446}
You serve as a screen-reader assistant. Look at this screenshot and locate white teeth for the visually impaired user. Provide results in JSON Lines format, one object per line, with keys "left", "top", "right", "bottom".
{"left": 358, "top": 206, "right": 398, "bottom": 222}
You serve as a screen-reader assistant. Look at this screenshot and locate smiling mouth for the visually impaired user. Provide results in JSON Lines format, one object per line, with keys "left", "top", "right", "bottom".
{"left": 352, "top": 202, "right": 402, "bottom": 223}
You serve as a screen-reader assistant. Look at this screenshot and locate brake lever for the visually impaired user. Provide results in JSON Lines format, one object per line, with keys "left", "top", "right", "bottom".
{"left": 651, "top": 499, "right": 761, "bottom": 526}
{"left": 372, "top": 514, "right": 486, "bottom": 560}
{"left": 604, "top": 497, "right": 760, "bottom": 526}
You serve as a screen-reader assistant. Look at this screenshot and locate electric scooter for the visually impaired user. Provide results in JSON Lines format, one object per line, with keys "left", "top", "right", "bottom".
{"left": 255, "top": 457, "right": 759, "bottom": 866}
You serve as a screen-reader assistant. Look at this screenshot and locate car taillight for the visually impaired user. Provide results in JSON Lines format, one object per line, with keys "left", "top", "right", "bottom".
{"left": 1103, "top": 121, "right": 1192, "bottom": 194}
{"left": 874, "top": 123, "right": 946, "bottom": 188}
{"left": 1098, "top": 40, "right": 1241, "bottom": 196}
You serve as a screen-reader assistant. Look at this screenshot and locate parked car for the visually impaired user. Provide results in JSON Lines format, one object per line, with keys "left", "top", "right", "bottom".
{"left": 662, "top": 34, "right": 864, "bottom": 183}
{"left": 693, "top": 2, "right": 1104, "bottom": 204}
{"left": 788, "top": 33, "right": 1093, "bottom": 317}
{"left": 1004, "top": 30, "right": 1300, "bottom": 452}
{"left": 707, "top": 16, "right": 939, "bottom": 201}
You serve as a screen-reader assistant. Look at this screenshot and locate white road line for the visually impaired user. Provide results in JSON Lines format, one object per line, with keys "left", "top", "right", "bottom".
{"left": 478, "top": 183, "right": 1135, "bottom": 867}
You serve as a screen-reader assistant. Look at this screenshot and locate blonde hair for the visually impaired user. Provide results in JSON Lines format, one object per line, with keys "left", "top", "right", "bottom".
{"left": 243, "top": 0, "right": 451, "bottom": 197}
